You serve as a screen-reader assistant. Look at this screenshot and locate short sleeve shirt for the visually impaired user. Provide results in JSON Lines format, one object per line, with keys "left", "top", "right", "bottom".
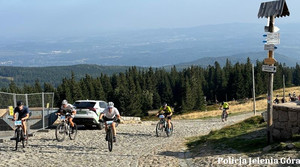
{"left": 159, "top": 106, "right": 172, "bottom": 114}
{"left": 14, "top": 106, "right": 30, "bottom": 120}
{"left": 103, "top": 107, "right": 120, "bottom": 119}
{"left": 60, "top": 104, "right": 76, "bottom": 114}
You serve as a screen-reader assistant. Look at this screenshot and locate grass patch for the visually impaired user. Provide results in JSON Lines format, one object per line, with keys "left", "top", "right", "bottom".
{"left": 187, "top": 116, "right": 268, "bottom": 153}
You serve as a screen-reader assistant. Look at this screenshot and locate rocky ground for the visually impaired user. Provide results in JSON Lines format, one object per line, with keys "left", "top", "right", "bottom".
{"left": 1, "top": 112, "right": 298, "bottom": 167}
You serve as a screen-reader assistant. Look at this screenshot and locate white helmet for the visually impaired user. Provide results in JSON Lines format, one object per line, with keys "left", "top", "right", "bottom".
{"left": 62, "top": 99, "right": 68, "bottom": 105}
{"left": 108, "top": 102, "right": 114, "bottom": 108}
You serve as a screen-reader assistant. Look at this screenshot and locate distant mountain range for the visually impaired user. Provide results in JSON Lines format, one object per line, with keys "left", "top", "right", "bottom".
{"left": 1, "top": 52, "right": 298, "bottom": 88}
{"left": 174, "top": 52, "right": 299, "bottom": 69}
{"left": 1, "top": 23, "right": 300, "bottom": 67}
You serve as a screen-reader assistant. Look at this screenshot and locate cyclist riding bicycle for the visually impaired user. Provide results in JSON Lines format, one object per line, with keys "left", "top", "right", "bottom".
{"left": 220, "top": 101, "right": 229, "bottom": 122}
{"left": 13, "top": 101, "right": 30, "bottom": 139}
{"left": 56, "top": 100, "right": 77, "bottom": 131}
{"left": 156, "top": 103, "right": 173, "bottom": 132}
{"left": 99, "top": 102, "right": 121, "bottom": 142}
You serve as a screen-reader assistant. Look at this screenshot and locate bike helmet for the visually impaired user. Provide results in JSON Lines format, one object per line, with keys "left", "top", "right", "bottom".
{"left": 17, "top": 101, "right": 24, "bottom": 106}
{"left": 108, "top": 102, "right": 114, "bottom": 108}
{"left": 163, "top": 102, "right": 167, "bottom": 107}
{"left": 62, "top": 99, "right": 68, "bottom": 105}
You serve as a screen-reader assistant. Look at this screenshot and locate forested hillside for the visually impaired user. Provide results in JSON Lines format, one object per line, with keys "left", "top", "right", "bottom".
{"left": 2, "top": 58, "right": 300, "bottom": 116}
{"left": 0, "top": 64, "right": 132, "bottom": 87}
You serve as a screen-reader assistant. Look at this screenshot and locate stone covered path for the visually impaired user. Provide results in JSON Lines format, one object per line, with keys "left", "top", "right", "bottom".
{"left": 0, "top": 112, "right": 257, "bottom": 167}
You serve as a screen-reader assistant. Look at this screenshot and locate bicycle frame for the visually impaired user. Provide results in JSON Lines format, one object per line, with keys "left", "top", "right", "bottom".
{"left": 106, "top": 121, "right": 114, "bottom": 152}
{"left": 14, "top": 120, "right": 27, "bottom": 150}
{"left": 55, "top": 114, "right": 77, "bottom": 142}
{"left": 156, "top": 114, "right": 173, "bottom": 137}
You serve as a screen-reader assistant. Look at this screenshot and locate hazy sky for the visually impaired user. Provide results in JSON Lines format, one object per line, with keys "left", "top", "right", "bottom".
{"left": 0, "top": 0, "right": 299, "bottom": 38}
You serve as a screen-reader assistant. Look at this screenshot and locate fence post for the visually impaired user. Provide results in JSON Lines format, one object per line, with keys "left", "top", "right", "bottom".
{"left": 25, "top": 94, "right": 29, "bottom": 107}
{"left": 13, "top": 93, "right": 17, "bottom": 107}
{"left": 42, "top": 92, "right": 45, "bottom": 129}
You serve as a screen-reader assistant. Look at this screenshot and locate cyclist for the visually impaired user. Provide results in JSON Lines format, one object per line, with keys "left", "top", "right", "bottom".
{"left": 220, "top": 101, "right": 229, "bottom": 122}
{"left": 156, "top": 103, "right": 173, "bottom": 132}
{"left": 273, "top": 95, "right": 279, "bottom": 104}
{"left": 13, "top": 101, "right": 30, "bottom": 139}
{"left": 57, "top": 100, "right": 76, "bottom": 131}
{"left": 99, "top": 102, "right": 121, "bottom": 142}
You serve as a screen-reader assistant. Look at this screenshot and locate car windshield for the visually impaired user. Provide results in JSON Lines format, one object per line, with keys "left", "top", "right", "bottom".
{"left": 100, "top": 102, "right": 107, "bottom": 108}
{"left": 74, "top": 102, "right": 96, "bottom": 109}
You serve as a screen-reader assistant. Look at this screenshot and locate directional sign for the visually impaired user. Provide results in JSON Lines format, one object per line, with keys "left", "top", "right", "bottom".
{"left": 262, "top": 65, "right": 276, "bottom": 73}
{"left": 264, "top": 44, "right": 277, "bottom": 51}
{"left": 264, "top": 26, "right": 280, "bottom": 33}
{"left": 264, "top": 32, "right": 280, "bottom": 45}
{"left": 264, "top": 57, "right": 276, "bottom": 65}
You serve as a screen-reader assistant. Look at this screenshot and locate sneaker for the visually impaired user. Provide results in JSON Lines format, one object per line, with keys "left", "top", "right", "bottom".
{"left": 23, "top": 135, "right": 28, "bottom": 140}
{"left": 113, "top": 136, "right": 116, "bottom": 142}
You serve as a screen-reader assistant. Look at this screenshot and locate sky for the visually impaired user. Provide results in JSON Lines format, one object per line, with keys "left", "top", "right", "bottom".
{"left": 0, "top": 0, "right": 299, "bottom": 38}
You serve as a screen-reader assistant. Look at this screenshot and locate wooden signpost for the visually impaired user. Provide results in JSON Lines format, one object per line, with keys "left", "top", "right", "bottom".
{"left": 258, "top": 0, "right": 290, "bottom": 144}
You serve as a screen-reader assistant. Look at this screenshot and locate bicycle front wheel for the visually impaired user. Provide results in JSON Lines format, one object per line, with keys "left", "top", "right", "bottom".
{"left": 107, "top": 128, "right": 113, "bottom": 152}
{"left": 15, "top": 129, "right": 21, "bottom": 150}
{"left": 69, "top": 123, "right": 78, "bottom": 140}
{"left": 56, "top": 123, "right": 66, "bottom": 142}
{"left": 156, "top": 122, "right": 163, "bottom": 137}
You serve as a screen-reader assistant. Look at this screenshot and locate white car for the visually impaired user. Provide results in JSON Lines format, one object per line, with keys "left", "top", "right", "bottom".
{"left": 73, "top": 100, "right": 107, "bottom": 129}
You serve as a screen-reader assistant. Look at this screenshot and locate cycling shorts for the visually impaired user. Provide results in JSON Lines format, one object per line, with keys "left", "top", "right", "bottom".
{"left": 164, "top": 113, "right": 172, "bottom": 120}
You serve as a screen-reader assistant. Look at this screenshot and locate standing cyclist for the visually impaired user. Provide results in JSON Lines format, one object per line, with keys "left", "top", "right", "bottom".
{"left": 57, "top": 100, "right": 76, "bottom": 131}
{"left": 220, "top": 101, "right": 229, "bottom": 122}
{"left": 156, "top": 103, "right": 173, "bottom": 132}
{"left": 99, "top": 102, "right": 121, "bottom": 142}
{"left": 13, "top": 101, "right": 30, "bottom": 139}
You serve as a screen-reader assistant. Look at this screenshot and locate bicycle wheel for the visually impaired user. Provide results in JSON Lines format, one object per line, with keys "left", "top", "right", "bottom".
{"left": 55, "top": 123, "right": 66, "bottom": 142}
{"left": 156, "top": 122, "right": 164, "bottom": 137}
{"left": 167, "top": 122, "right": 174, "bottom": 137}
{"left": 15, "top": 129, "right": 21, "bottom": 150}
{"left": 107, "top": 128, "right": 113, "bottom": 152}
{"left": 98, "top": 122, "right": 104, "bottom": 130}
{"left": 69, "top": 123, "right": 78, "bottom": 140}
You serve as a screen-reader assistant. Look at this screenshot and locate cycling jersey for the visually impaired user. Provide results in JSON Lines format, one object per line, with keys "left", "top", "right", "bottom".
{"left": 222, "top": 102, "right": 229, "bottom": 109}
{"left": 14, "top": 106, "right": 30, "bottom": 120}
{"left": 60, "top": 104, "right": 76, "bottom": 114}
{"left": 159, "top": 106, "right": 172, "bottom": 114}
{"left": 102, "top": 107, "right": 120, "bottom": 119}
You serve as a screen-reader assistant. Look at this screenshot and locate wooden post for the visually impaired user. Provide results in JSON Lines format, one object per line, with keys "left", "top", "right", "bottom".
{"left": 252, "top": 64, "right": 256, "bottom": 115}
{"left": 283, "top": 75, "right": 285, "bottom": 102}
{"left": 267, "top": 16, "right": 274, "bottom": 144}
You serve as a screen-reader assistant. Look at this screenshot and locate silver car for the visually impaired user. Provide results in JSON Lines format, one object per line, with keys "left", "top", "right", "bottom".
{"left": 73, "top": 100, "right": 107, "bottom": 130}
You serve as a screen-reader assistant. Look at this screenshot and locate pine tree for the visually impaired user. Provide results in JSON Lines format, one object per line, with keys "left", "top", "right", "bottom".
{"left": 70, "top": 72, "right": 82, "bottom": 102}
{"left": 94, "top": 77, "right": 106, "bottom": 101}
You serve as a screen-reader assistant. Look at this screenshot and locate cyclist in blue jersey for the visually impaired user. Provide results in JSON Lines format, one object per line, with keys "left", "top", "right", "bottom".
{"left": 13, "top": 101, "right": 30, "bottom": 139}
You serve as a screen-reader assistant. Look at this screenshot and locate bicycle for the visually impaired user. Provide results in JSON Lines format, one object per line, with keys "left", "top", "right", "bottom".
{"left": 105, "top": 120, "right": 118, "bottom": 152}
{"left": 55, "top": 113, "right": 78, "bottom": 142}
{"left": 156, "top": 114, "right": 173, "bottom": 137}
{"left": 221, "top": 109, "right": 228, "bottom": 122}
{"left": 11, "top": 120, "right": 28, "bottom": 150}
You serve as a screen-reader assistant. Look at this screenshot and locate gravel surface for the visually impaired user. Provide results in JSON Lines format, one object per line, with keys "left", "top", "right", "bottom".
{"left": 0, "top": 112, "right": 268, "bottom": 167}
